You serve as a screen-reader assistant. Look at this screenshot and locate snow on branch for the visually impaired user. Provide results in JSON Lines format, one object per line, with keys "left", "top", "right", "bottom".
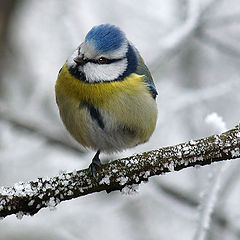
{"left": 0, "top": 123, "right": 239, "bottom": 219}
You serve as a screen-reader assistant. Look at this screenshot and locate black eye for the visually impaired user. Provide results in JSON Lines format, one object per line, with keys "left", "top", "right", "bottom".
{"left": 97, "top": 57, "right": 110, "bottom": 64}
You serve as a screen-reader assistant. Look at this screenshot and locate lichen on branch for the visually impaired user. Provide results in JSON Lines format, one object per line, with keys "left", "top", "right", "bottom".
{"left": 0, "top": 124, "right": 239, "bottom": 219}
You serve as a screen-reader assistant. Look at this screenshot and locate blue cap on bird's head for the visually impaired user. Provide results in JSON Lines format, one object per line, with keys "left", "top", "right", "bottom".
{"left": 85, "top": 24, "right": 127, "bottom": 53}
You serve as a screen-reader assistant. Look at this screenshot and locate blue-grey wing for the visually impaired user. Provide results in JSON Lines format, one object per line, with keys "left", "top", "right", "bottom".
{"left": 135, "top": 51, "right": 158, "bottom": 100}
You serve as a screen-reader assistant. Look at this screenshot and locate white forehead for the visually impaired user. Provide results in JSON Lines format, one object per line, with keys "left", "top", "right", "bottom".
{"left": 80, "top": 40, "right": 128, "bottom": 60}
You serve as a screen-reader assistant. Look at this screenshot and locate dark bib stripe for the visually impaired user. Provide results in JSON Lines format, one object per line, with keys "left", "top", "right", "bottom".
{"left": 80, "top": 102, "right": 105, "bottom": 130}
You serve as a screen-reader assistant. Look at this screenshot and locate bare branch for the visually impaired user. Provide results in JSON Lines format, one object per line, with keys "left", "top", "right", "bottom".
{"left": 167, "top": 79, "right": 239, "bottom": 114}
{"left": 150, "top": 0, "right": 216, "bottom": 71}
{"left": 201, "top": 14, "right": 240, "bottom": 28}
{"left": 0, "top": 123, "right": 239, "bottom": 219}
{"left": 195, "top": 31, "right": 240, "bottom": 59}
{"left": 154, "top": 180, "right": 240, "bottom": 238}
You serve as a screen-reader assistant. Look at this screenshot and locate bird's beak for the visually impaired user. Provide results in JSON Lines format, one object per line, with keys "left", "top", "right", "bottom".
{"left": 73, "top": 56, "right": 86, "bottom": 66}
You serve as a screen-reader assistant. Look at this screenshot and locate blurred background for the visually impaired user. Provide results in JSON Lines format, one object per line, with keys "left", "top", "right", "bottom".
{"left": 0, "top": 0, "right": 240, "bottom": 239}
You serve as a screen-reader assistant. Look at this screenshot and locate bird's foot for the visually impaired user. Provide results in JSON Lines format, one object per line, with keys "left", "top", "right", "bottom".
{"left": 88, "top": 150, "right": 102, "bottom": 180}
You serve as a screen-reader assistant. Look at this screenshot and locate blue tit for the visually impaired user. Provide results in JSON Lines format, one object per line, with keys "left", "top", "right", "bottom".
{"left": 55, "top": 24, "right": 158, "bottom": 177}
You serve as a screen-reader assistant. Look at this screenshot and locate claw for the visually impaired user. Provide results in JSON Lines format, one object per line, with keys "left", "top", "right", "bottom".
{"left": 88, "top": 150, "right": 102, "bottom": 180}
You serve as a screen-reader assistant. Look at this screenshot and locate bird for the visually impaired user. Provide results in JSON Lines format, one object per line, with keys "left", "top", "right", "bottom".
{"left": 55, "top": 24, "right": 158, "bottom": 179}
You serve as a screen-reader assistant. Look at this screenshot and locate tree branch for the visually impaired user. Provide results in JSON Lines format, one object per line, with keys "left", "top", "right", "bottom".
{"left": 195, "top": 30, "right": 240, "bottom": 59}
{"left": 0, "top": 124, "right": 239, "bottom": 219}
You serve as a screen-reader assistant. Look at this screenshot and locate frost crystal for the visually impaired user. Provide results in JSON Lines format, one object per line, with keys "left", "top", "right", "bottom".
{"left": 121, "top": 184, "right": 139, "bottom": 195}
{"left": 177, "top": 151, "right": 182, "bottom": 158}
{"left": 190, "top": 139, "right": 197, "bottom": 145}
{"left": 143, "top": 171, "right": 150, "bottom": 178}
{"left": 28, "top": 200, "right": 35, "bottom": 206}
{"left": 117, "top": 176, "right": 128, "bottom": 185}
{"left": 99, "top": 175, "right": 110, "bottom": 185}
{"left": 47, "top": 197, "right": 58, "bottom": 211}
{"left": 16, "top": 211, "right": 24, "bottom": 220}
{"left": 231, "top": 149, "right": 240, "bottom": 157}
{"left": 67, "top": 190, "right": 73, "bottom": 196}
{"left": 168, "top": 162, "right": 175, "bottom": 172}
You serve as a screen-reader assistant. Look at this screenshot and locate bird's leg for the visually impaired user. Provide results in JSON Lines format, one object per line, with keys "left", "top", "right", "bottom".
{"left": 88, "top": 150, "right": 102, "bottom": 180}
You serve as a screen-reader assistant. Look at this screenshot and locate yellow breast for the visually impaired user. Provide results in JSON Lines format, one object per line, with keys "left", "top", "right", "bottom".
{"left": 55, "top": 63, "right": 147, "bottom": 107}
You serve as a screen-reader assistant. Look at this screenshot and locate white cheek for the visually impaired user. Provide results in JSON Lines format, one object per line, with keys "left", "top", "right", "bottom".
{"left": 83, "top": 58, "right": 128, "bottom": 82}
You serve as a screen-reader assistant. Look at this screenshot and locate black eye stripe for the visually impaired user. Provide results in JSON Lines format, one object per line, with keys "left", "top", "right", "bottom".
{"left": 87, "top": 58, "right": 124, "bottom": 65}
